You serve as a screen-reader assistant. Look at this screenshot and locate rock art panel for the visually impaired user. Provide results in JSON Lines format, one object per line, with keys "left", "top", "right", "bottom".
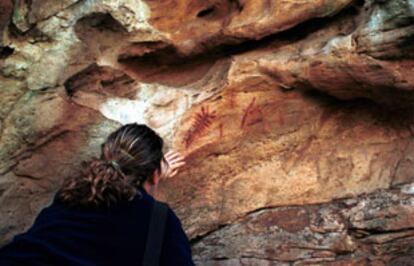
{"left": 162, "top": 72, "right": 414, "bottom": 238}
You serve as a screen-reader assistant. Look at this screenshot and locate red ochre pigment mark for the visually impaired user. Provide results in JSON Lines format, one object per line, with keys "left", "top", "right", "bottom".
{"left": 228, "top": 91, "right": 236, "bottom": 108}
{"left": 219, "top": 123, "right": 224, "bottom": 138}
{"left": 183, "top": 106, "right": 217, "bottom": 148}
{"left": 240, "top": 97, "right": 263, "bottom": 129}
{"left": 278, "top": 112, "right": 285, "bottom": 126}
{"left": 241, "top": 97, "right": 256, "bottom": 128}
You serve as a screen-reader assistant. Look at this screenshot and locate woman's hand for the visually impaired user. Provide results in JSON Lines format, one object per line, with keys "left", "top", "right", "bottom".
{"left": 144, "top": 151, "right": 186, "bottom": 196}
{"left": 159, "top": 151, "right": 186, "bottom": 180}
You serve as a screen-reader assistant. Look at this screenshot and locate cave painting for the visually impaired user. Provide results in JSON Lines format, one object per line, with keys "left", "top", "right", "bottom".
{"left": 183, "top": 106, "right": 217, "bottom": 148}
{"left": 240, "top": 97, "right": 264, "bottom": 129}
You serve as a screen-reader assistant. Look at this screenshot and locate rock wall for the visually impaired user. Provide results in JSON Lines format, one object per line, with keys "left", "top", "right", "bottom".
{"left": 1, "top": 0, "right": 414, "bottom": 265}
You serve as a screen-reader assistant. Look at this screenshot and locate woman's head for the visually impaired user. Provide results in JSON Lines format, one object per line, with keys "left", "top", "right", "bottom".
{"left": 57, "top": 123, "right": 164, "bottom": 207}
{"left": 102, "top": 123, "right": 164, "bottom": 182}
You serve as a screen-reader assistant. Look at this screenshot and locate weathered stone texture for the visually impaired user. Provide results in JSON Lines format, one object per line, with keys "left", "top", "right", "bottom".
{"left": 0, "top": 0, "right": 414, "bottom": 265}
{"left": 193, "top": 190, "right": 414, "bottom": 265}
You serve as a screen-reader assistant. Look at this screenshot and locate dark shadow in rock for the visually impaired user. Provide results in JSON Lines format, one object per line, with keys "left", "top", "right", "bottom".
{"left": 302, "top": 89, "right": 414, "bottom": 132}
{"left": 74, "top": 12, "right": 128, "bottom": 56}
{"left": 0, "top": 46, "right": 14, "bottom": 59}
{"left": 195, "top": 0, "right": 242, "bottom": 20}
{"left": 75, "top": 12, "right": 127, "bottom": 34}
{"left": 117, "top": 4, "right": 362, "bottom": 88}
{"left": 196, "top": 6, "right": 215, "bottom": 18}
{"left": 64, "top": 64, "right": 136, "bottom": 99}
{"left": 118, "top": 46, "right": 219, "bottom": 87}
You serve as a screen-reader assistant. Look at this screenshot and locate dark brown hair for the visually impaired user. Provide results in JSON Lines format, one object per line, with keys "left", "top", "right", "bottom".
{"left": 57, "top": 123, "right": 164, "bottom": 207}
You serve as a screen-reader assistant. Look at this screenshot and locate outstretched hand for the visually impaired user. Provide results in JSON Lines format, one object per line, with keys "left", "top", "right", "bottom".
{"left": 159, "top": 151, "right": 186, "bottom": 180}
{"left": 145, "top": 151, "right": 186, "bottom": 196}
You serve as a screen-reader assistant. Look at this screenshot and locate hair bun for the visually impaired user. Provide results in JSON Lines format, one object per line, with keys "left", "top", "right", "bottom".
{"left": 57, "top": 123, "right": 164, "bottom": 207}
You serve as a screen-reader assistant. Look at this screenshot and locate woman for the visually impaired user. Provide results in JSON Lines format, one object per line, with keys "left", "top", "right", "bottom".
{"left": 0, "top": 123, "right": 194, "bottom": 265}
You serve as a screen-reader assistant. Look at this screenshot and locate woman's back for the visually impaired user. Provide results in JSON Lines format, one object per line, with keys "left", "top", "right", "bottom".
{"left": 0, "top": 123, "right": 193, "bottom": 265}
{"left": 0, "top": 188, "right": 193, "bottom": 265}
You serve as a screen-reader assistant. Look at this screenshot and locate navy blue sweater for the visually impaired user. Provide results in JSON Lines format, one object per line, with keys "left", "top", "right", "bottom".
{"left": 0, "top": 188, "right": 194, "bottom": 266}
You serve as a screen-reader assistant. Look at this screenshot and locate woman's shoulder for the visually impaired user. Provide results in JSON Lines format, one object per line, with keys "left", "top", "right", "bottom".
{"left": 159, "top": 203, "right": 194, "bottom": 265}
{"left": 165, "top": 205, "right": 183, "bottom": 227}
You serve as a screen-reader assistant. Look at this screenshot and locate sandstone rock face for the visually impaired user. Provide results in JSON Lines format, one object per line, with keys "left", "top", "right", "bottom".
{"left": 193, "top": 189, "right": 414, "bottom": 265}
{"left": 1, "top": 0, "right": 414, "bottom": 265}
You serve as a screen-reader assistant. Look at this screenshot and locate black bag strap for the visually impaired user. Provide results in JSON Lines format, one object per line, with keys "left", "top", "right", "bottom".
{"left": 142, "top": 201, "right": 168, "bottom": 266}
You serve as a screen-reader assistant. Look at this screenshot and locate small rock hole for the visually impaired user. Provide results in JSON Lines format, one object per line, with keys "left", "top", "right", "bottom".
{"left": 197, "top": 6, "right": 215, "bottom": 18}
{"left": 0, "top": 46, "right": 14, "bottom": 59}
{"left": 231, "top": 0, "right": 243, "bottom": 12}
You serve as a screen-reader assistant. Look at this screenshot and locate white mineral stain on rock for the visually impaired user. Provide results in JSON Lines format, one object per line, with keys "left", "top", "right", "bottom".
{"left": 102, "top": 0, "right": 160, "bottom": 34}
{"left": 401, "top": 183, "right": 414, "bottom": 194}
{"left": 100, "top": 97, "right": 147, "bottom": 125}
{"left": 99, "top": 84, "right": 190, "bottom": 138}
